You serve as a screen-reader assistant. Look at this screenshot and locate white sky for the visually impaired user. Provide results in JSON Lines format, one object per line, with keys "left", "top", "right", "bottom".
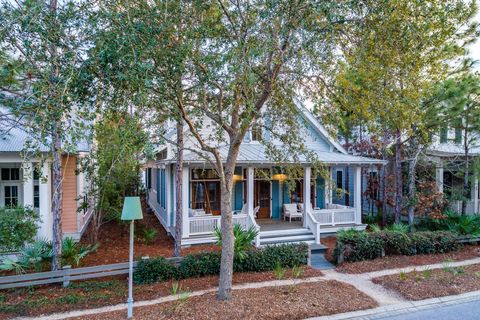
{"left": 469, "top": 12, "right": 480, "bottom": 70}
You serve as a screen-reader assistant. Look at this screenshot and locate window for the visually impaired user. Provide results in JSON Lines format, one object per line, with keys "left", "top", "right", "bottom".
{"left": 454, "top": 128, "right": 462, "bottom": 144}
{"left": 440, "top": 127, "right": 448, "bottom": 143}
{"left": 34, "top": 185, "right": 40, "bottom": 208}
{"left": 191, "top": 181, "right": 221, "bottom": 214}
{"left": 336, "top": 170, "right": 343, "bottom": 189}
{"left": 251, "top": 123, "right": 262, "bottom": 141}
{"left": 1, "top": 168, "right": 20, "bottom": 181}
{"left": 4, "top": 186, "right": 18, "bottom": 207}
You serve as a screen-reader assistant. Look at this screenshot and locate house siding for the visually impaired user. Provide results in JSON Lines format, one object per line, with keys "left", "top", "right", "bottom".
{"left": 61, "top": 155, "right": 78, "bottom": 234}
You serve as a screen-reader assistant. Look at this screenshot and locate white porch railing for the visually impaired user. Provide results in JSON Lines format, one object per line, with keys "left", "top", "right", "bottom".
{"left": 305, "top": 210, "right": 320, "bottom": 244}
{"left": 312, "top": 205, "right": 356, "bottom": 226}
{"left": 189, "top": 213, "right": 252, "bottom": 236}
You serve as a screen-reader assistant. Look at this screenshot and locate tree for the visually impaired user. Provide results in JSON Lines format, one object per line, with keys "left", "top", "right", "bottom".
{"left": 0, "top": 0, "right": 93, "bottom": 270}
{"left": 433, "top": 72, "right": 480, "bottom": 215}
{"left": 91, "top": 0, "right": 365, "bottom": 300}
{"left": 326, "top": 0, "right": 478, "bottom": 223}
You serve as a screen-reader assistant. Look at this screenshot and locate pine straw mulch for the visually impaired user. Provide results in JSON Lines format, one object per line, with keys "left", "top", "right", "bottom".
{"left": 0, "top": 267, "right": 323, "bottom": 319}
{"left": 336, "top": 244, "right": 480, "bottom": 274}
{"left": 79, "top": 209, "right": 219, "bottom": 267}
{"left": 372, "top": 263, "right": 480, "bottom": 301}
{"left": 73, "top": 280, "right": 377, "bottom": 320}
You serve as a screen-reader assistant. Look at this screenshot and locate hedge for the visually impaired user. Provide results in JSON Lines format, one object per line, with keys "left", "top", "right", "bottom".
{"left": 333, "top": 230, "right": 459, "bottom": 263}
{"left": 134, "top": 243, "right": 308, "bottom": 284}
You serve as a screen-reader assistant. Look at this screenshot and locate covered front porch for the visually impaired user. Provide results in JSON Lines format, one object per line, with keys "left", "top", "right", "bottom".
{"left": 147, "top": 163, "right": 366, "bottom": 246}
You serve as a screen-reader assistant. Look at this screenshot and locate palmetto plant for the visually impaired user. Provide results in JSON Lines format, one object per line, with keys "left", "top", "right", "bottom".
{"left": 443, "top": 212, "right": 480, "bottom": 237}
{"left": 214, "top": 224, "right": 259, "bottom": 261}
{"left": 385, "top": 223, "right": 410, "bottom": 234}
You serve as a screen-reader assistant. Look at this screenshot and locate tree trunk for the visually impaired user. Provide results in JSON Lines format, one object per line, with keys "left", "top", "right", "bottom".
{"left": 174, "top": 120, "right": 183, "bottom": 257}
{"left": 217, "top": 145, "right": 241, "bottom": 301}
{"left": 462, "top": 127, "right": 469, "bottom": 215}
{"left": 51, "top": 124, "right": 63, "bottom": 271}
{"left": 394, "top": 129, "right": 402, "bottom": 223}
{"left": 379, "top": 164, "right": 387, "bottom": 225}
{"left": 407, "top": 159, "right": 415, "bottom": 226}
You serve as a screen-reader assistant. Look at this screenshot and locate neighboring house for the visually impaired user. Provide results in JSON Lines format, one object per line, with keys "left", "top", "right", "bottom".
{"left": 145, "top": 100, "right": 384, "bottom": 246}
{"left": 428, "top": 126, "right": 480, "bottom": 214}
{"left": 0, "top": 117, "right": 93, "bottom": 241}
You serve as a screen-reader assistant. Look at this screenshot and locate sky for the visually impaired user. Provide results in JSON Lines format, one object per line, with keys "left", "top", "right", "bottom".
{"left": 470, "top": 12, "right": 480, "bottom": 70}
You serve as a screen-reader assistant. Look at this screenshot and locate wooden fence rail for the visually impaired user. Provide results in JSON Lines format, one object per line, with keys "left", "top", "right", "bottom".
{"left": 0, "top": 256, "right": 183, "bottom": 290}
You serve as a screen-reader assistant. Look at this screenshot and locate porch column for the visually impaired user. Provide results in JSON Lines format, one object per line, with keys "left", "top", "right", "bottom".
{"left": 325, "top": 166, "right": 333, "bottom": 207}
{"left": 172, "top": 165, "right": 177, "bottom": 227}
{"left": 165, "top": 165, "right": 171, "bottom": 227}
{"left": 38, "top": 161, "right": 52, "bottom": 241}
{"left": 354, "top": 165, "right": 362, "bottom": 225}
{"left": 22, "top": 162, "right": 34, "bottom": 208}
{"left": 435, "top": 165, "right": 444, "bottom": 193}
{"left": 474, "top": 176, "right": 479, "bottom": 214}
{"left": 246, "top": 167, "right": 254, "bottom": 216}
{"left": 303, "top": 166, "right": 311, "bottom": 227}
{"left": 181, "top": 166, "right": 190, "bottom": 239}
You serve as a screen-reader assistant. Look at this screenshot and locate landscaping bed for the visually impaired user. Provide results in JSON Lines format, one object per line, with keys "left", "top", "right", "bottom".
{"left": 0, "top": 267, "right": 323, "bottom": 319}
{"left": 79, "top": 212, "right": 218, "bottom": 266}
{"left": 372, "top": 263, "right": 480, "bottom": 301}
{"left": 336, "top": 244, "right": 480, "bottom": 274}
{"left": 73, "top": 280, "right": 376, "bottom": 320}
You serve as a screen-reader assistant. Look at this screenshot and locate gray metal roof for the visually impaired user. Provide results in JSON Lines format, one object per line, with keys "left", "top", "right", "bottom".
{"left": 162, "top": 143, "right": 385, "bottom": 165}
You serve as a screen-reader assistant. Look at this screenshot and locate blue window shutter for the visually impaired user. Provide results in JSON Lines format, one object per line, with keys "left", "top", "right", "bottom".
{"left": 156, "top": 169, "right": 160, "bottom": 204}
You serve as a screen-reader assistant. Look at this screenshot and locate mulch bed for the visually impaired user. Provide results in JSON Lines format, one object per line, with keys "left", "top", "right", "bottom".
{"left": 0, "top": 267, "right": 323, "bottom": 319}
{"left": 73, "top": 280, "right": 377, "bottom": 320}
{"left": 372, "top": 263, "right": 480, "bottom": 301}
{"left": 79, "top": 209, "right": 219, "bottom": 267}
{"left": 336, "top": 244, "right": 480, "bottom": 274}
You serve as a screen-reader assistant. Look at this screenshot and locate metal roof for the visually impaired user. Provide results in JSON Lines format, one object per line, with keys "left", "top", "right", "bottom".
{"left": 162, "top": 143, "right": 385, "bottom": 165}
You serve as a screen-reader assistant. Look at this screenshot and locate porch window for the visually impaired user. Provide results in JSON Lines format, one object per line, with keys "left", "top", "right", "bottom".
{"left": 191, "top": 169, "right": 221, "bottom": 214}
{"left": 4, "top": 185, "right": 18, "bottom": 207}
{"left": 336, "top": 170, "right": 343, "bottom": 189}
{"left": 289, "top": 180, "right": 315, "bottom": 206}
{"left": 1, "top": 168, "right": 20, "bottom": 181}
{"left": 34, "top": 185, "right": 40, "bottom": 208}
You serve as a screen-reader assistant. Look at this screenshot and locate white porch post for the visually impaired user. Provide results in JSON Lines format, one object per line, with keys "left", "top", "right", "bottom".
{"left": 246, "top": 167, "right": 254, "bottom": 216}
{"left": 22, "top": 162, "right": 34, "bottom": 208}
{"left": 172, "top": 165, "right": 177, "bottom": 227}
{"left": 435, "top": 165, "right": 444, "bottom": 194}
{"left": 303, "top": 166, "right": 311, "bottom": 227}
{"left": 181, "top": 166, "right": 190, "bottom": 239}
{"left": 165, "top": 165, "right": 171, "bottom": 227}
{"left": 354, "top": 165, "right": 362, "bottom": 225}
{"left": 39, "top": 161, "right": 52, "bottom": 241}
{"left": 325, "top": 166, "right": 333, "bottom": 207}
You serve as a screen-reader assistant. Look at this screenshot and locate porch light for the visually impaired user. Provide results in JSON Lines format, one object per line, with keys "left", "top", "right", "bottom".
{"left": 121, "top": 196, "right": 143, "bottom": 319}
{"left": 272, "top": 173, "right": 288, "bottom": 182}
{"left": 232, "top": 174, "right": 243, "bottom": 182}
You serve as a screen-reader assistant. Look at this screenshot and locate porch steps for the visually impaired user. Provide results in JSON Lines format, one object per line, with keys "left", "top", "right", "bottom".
{"left": 259, "top": 228, "right": 315, "bottom": 246}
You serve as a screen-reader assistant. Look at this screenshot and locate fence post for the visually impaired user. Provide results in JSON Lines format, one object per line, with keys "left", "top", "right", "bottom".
{"left": 62, "top": 265, "right": 72, "bottom": 288}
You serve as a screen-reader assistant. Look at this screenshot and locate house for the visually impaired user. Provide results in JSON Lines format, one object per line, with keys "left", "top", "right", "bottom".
{"left": 145, "top": 100, "right": 385, "bottom": 246}
{"left": 428, "top": 126, "right": 480, "bottom": 214}
{"left": 0, "top": 112, "right": 93, "bottom": 241}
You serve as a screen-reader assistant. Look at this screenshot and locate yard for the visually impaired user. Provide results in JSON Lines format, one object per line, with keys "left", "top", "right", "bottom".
{"left": 372, "top": 263, "right": 480, "bottom": 301}
{"left": 71, "top": 281, "right": 377, "bottom": 320}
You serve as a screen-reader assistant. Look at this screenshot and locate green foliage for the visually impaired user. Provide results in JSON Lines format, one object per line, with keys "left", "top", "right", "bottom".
{"left": 273, "top": 262, "right": 286, "bottom": 280}
{"left": 416, "top": 211, "right": 480, "bottom": 237}
{"left": 334, "top": 230, "right": 459, "bottom": 263}
{"left": 292, "top": 265, "right": 304, "bottom": 279}
{"left": 214, "top": 224, "right": 259, "bottom": 260}
{"left": 0, "top": 238, "right": 97, "bottom": 273}
{"left": 385, "top": 223, "right": 410, "bottom": 234}
{"left": 0, "top": 206, "right": 40, "bottom": 252}
{"left": 134, "top": 243, "right": 309, "bottom": 284}
{"left": 142, "top": 228, "right": 158, "bottom": 245}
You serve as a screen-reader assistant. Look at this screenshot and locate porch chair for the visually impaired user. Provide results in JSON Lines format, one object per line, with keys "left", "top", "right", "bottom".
{"left": 233, "top": 203, "right": 247, "bottom": 215}
{"left": 253, "top": 206, "right": 260, "bottom": 218}
{"left": 283, "top": 203, "right": 303, "bottom": 222}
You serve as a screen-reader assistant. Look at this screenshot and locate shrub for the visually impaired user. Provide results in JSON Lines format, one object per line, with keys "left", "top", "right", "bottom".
{"left": 0, "top": 206, "right": 40, "bottom": 252}
{"left": 133, "top": 243, "right": 308, "bottom": 284}
{"left": 133, "top": 257, "right": 178, "bottom": 284}
{"left": 334, "top": 230, "right": 459, "bottom": 263}
{"left": 214, "top": 224, "right": 259, "bottom": 260}
{"left": 143, "top": 228, "right": 158, "bottom": 245}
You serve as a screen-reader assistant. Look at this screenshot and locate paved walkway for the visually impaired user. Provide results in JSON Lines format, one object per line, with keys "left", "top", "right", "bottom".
{"left": 16, "top": 256, "right": 480, "bottom": 320}
{"left": 310, "top": 253, "right": 335, "bottom": 270}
